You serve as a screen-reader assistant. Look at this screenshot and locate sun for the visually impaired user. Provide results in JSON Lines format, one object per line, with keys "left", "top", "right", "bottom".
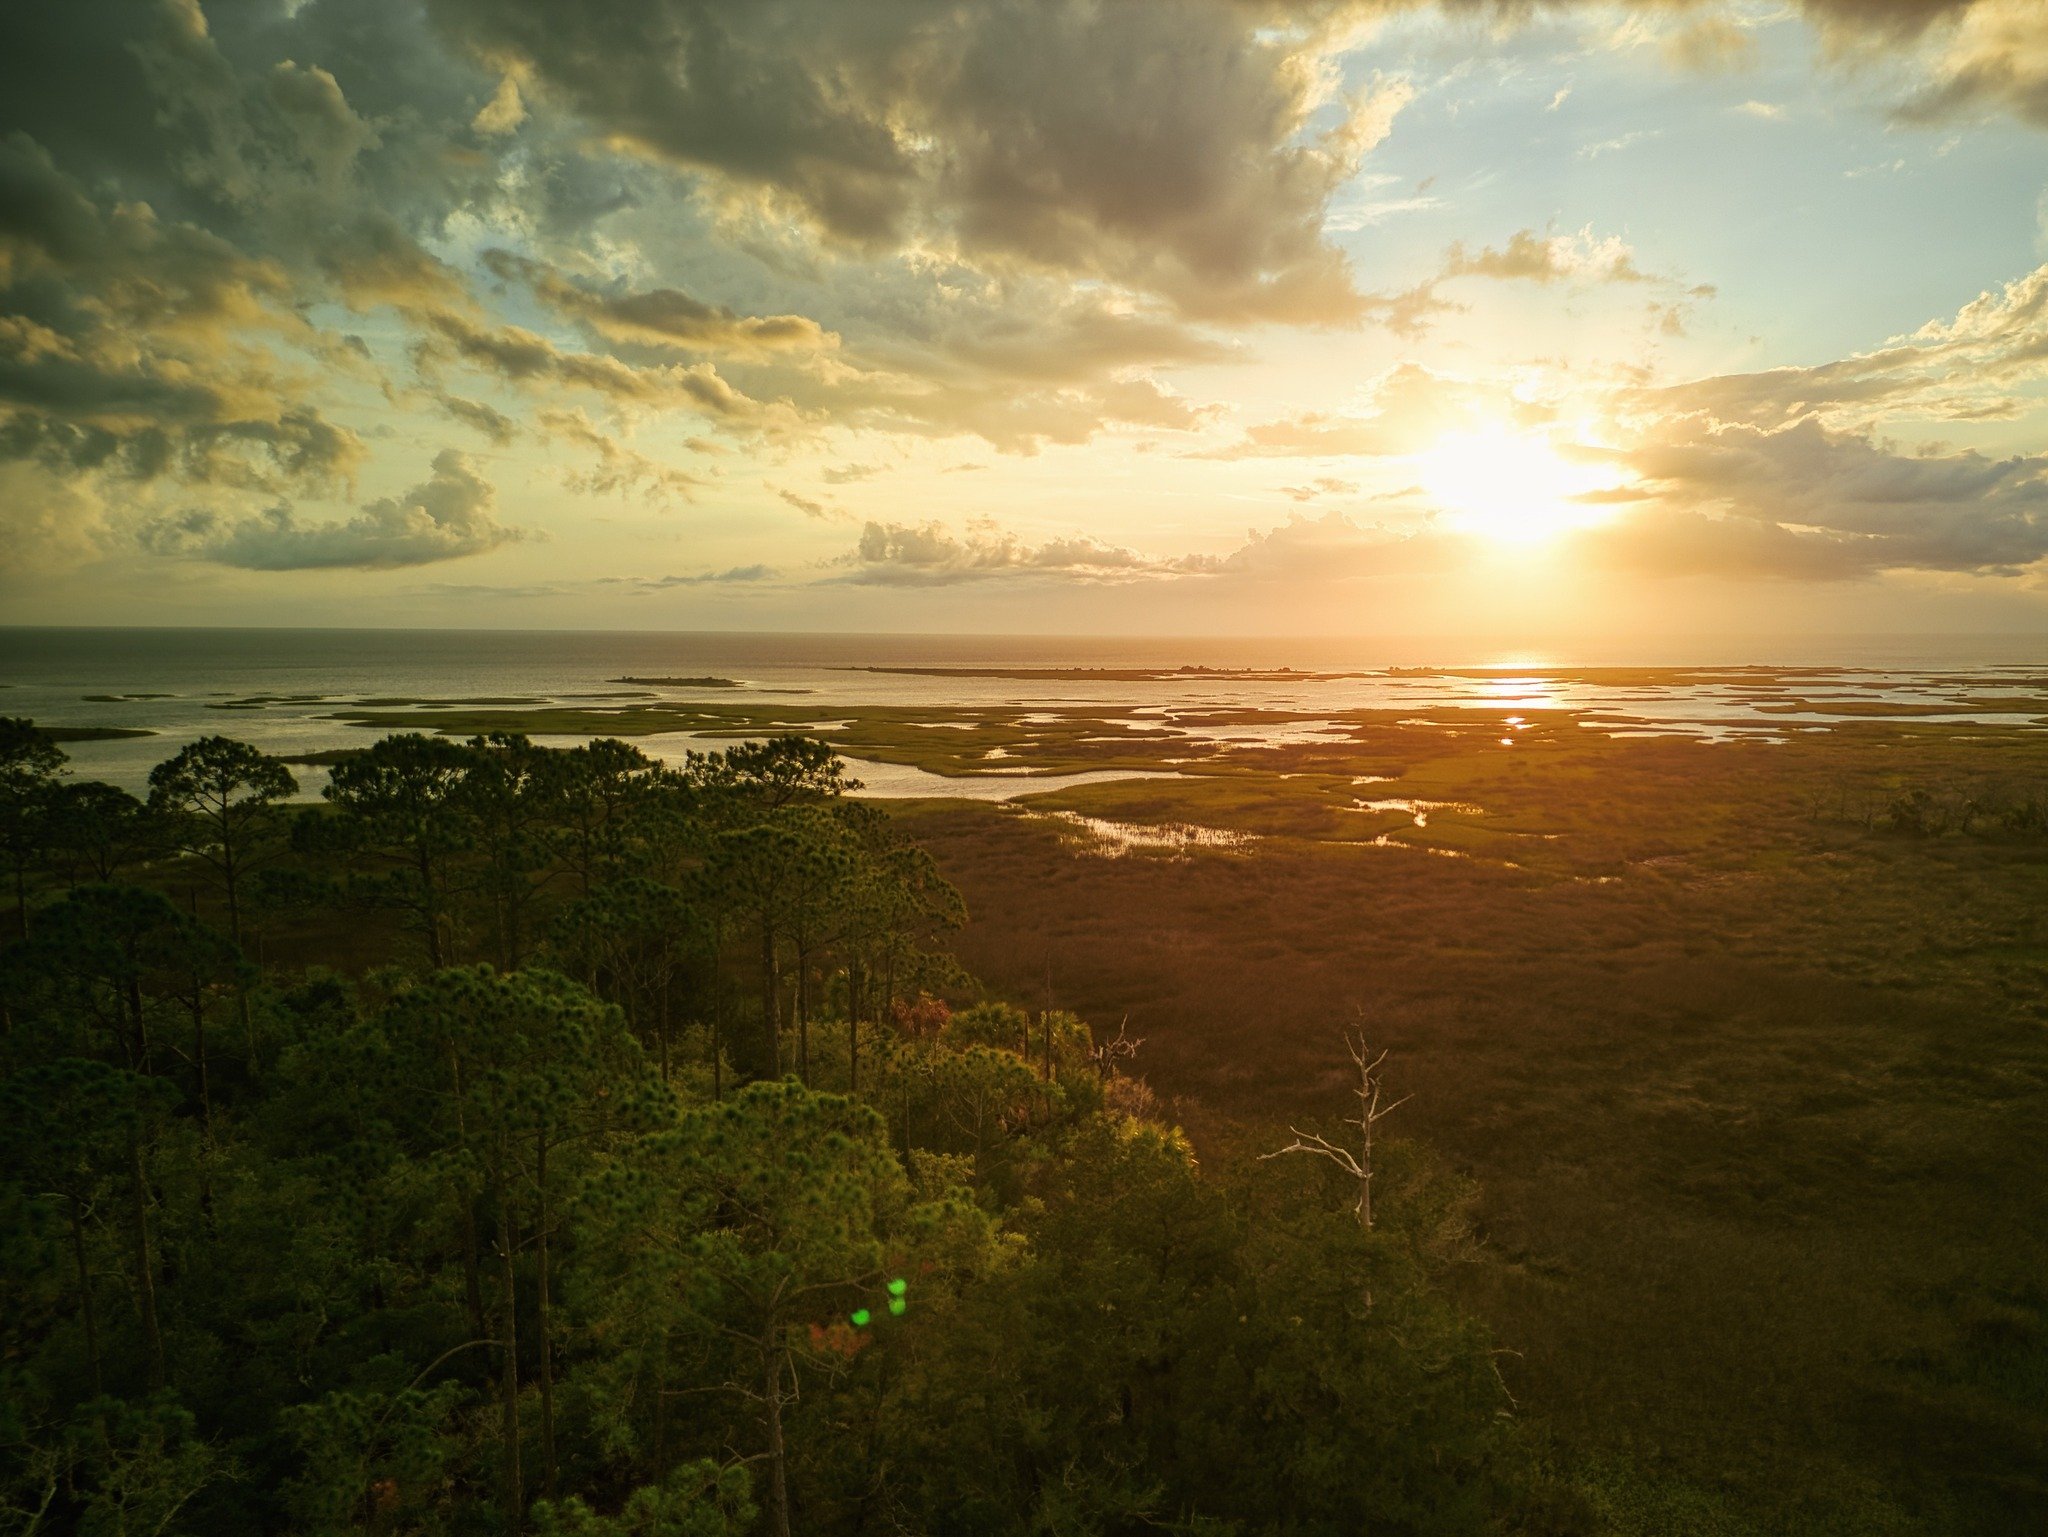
{"left": 1415, "top": 423, "right": 1622, "bottom": 546}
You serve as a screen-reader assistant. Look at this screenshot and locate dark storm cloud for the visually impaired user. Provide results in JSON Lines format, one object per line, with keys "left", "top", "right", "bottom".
{"left": 421, "top": 0, "right": 1395, "bottom": 322}
{"left": 0, "top": 409, "right": 364, "bottom": 497}
{"left": 0, "top": 131, "right": 366, "bottom": 502}
{"left": 139, "top": 448, "right": 525, "bottom": 569}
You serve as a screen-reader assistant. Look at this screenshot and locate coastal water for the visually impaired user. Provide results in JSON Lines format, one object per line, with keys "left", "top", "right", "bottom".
{"left": 3, "top": 627, "right": 2044, "bottom": 797}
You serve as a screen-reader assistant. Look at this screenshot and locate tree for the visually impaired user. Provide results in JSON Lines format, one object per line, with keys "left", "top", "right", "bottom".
{"left": 531, "top": 1461, "right": 755, "bottom": 1537}
{"left": 47, "top": 780, "right": 156, "bottom": 887}
{"left": 281, "top": 1379, "right": 473, "bottom": 1535}
{"left": 379, "top": 967, "right": 670, "bottom": 1522}
{"left": 0, "top": 717, "right": 66, "bottom": 937}
{"left": 5, "top": 883, "right": 236, "bottom": 1078}
{"left": 548, "top": 878, "right": 705, "bottom": 1081}
{"left": 1261, "top": 1030, "right": 1409, "bottom": 1233}
{"left": 7, "top": 1396, "right": 228, "bottom": 1537}
{"left": 776, "top": 807, "right": 861, "bottom": 1087}
{"left": 833, "top": 804, "right": 964, "bottom": 1094}
{"left": 694, "top": 736, "right": 854, "bottom": 812}
{"left": 321, "top": 734, "right": 476, "bottom": 968}
{"left": 0, "top": 1058, "right": 181, "bottom": 1394}
{"left": 543, "top": 738, "right": 658, "bottom": 896}
{"left": 459, "top": 733, "right": 556, "bottom": 970}
{"left": 580, "top": 1079, "right": 991, "bottom": 1537}
{"left": 147, "top": 735, "right": 297, "bottom": 943}
{"left": 700, "top": 820, "right": 807, "bottom": 1079}
{"left": 0, "top": 1059, "right": 177, "bottom": 1399}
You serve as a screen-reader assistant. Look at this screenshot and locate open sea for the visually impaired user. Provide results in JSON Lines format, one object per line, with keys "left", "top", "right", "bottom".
{"left": 4, "top": 628, "right": 2046, "bottom": 798}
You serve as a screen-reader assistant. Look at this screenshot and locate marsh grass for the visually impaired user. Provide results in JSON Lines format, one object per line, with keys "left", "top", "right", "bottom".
{"left": 896, "top": 723, "right": 2048, "bottom": 1533}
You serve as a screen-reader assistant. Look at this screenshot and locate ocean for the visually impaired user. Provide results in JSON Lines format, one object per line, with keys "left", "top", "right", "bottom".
{"left": 4, "top": 627, "right": 2045, "bottom": 798}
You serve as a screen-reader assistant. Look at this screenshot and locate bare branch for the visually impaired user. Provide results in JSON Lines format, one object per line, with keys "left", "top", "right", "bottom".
{"left": 1263, "top": 1027, "right": 1406, "bottom": 1239}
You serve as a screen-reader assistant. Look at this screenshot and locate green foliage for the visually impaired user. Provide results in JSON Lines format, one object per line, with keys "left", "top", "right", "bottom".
{"left": 0, "top": 717, "right": 68, "bottom": 938}
{"left": 147, "top": 735, "right": 296, "bottom": 941}
{"left": 531, "top": 1461, "right": 754, "bottom": 1537}
{"left": 0, "top": 730, "right": 1557, "bottom": 1537}
{"left": 6, "top": 1396, "right": 231, "bottom": 1537}
{"left": 281, "top": 1381, "right": 471, "bottom": 1535}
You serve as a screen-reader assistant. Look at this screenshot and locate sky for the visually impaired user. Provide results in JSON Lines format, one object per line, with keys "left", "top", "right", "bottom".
{"left": 2, "top": 0, "right": 2046, "bottom": 638}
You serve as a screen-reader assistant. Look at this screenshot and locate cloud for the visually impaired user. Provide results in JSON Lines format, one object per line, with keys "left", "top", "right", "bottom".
{"left": 1441, "top": 227, "right": 1655, "bottom": 285}
{"left": 539, "top": 410, "right": 702, "bottom": 502}
{"left": 801, "top": 360, "right": 1213, "bottom": 455}
{"left": 1200, "top": 509, "right": 1467, "bottom": 581}
{"left": 1662, "top": 15, "right": 1760, "bottom": 73}
{"left": 483, "top": 249, "right": 836, "bottom": 357}
{"left": 1599, "top": 413, "right": 2048, "bottom": 576}
{"left": 1843, "top": 0, "right": 2048, "bottom": 128}
{"left": 0, "top": 132, "right": 367, "bottom": 497}
{"left": 747, "top": 282, "right": 1230, "bottom": 451}
{"left": 139, "top": 448, "right": 526, "bottom": 569}
{"left": 422, "top": 0, "right": 1401, "bottom": 322}
{"left": 472, "top": 75, "right": 526, "bottom": 136}
{"left": 842, "top": 517, "right": 1209, "bottom": 585}
{"left": 625, "top": 565, "right": 776, "bottom": 588}
{"left": 1281, "top": 477, "right": 1359, "bottom": 501}
{"left": 1579, "top": 129, "right": 1663, "bottom": 159}
{"left": 776, "top": 488, "right": 837, "bottom": 519}
{"left": 413, "top": 308, "right": 767, "bottom": 419}
{"left": 4, "top": 0, "right": 2046, "bottom": 607}
{"left": 1198, "top": 363, "right": 1477, "bottom": 459}
{"left": 438, "top": 394, "right": 519, "bottom": 445}
{"left": 838, "top": 504, "right": 1475, "bottom": 589}
{"left": 0, "top": 459, "right": 112, "bottom": 578}
{"left": 1629, "top": 259, "right": 2048, "bottom": 429}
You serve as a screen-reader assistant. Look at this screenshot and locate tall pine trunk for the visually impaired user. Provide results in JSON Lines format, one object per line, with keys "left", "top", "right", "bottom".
{"left": 420, "top": 848, "right": 445, "bottom": 969}
{"left": 497, "top": 1177, "right": 521, "bottom": 1532}
{"left": 69, "top": 1192, "right": 103, "bottom": 1397}
{"left": 847, "top": 961, "right": 861, "bottom": 1096}
{"left": 536, "top": 1131, "right": 558, "bottom": 1502}
{"left": 126, "top": 1133, "right": 165, "bottom": 1389}
{"left": 795, "top": 950, "right": 811, "bottom": 1086}
{"left": 448, "top": 1045, "right": 487, "bottom": 1342}
{"left": 760, "top": 923, "right": 779, "bottom": 1075}
{"left": 762, "top": 1341, "right": 792, "bottom": 1537}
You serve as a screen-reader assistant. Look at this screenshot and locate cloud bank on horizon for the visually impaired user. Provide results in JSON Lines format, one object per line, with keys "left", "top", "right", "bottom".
{"left": 2, "top": 0, "right": 2046, "bottom": 634}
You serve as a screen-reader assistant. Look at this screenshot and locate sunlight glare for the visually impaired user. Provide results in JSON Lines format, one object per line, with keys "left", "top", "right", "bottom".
{"left": 1416, "top": 424, "right": 1623, "bottom": 546}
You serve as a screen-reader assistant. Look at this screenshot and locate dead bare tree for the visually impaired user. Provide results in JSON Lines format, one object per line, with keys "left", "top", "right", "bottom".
{"left": 1261, "top": 1031, "right": 1409, "bottom": 1233}
{"left": 1088, "top": 1017, "right": 1144, "bottom": 1081}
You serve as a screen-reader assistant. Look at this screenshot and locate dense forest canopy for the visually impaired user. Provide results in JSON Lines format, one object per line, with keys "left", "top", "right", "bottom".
{"left": 0, "top": 719, "right": 1565, "bottom": 1536}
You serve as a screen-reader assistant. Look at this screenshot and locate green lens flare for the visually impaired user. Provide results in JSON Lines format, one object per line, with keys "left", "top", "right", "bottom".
{"left": 888, "top": 1297, "right": 907, "bottom": 1316}
{"left": 849, "top": 1308, "right": 871, "bottom": 1328}
{"left": 887, "top": 1278, "right": 908, "bottom": 1297}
